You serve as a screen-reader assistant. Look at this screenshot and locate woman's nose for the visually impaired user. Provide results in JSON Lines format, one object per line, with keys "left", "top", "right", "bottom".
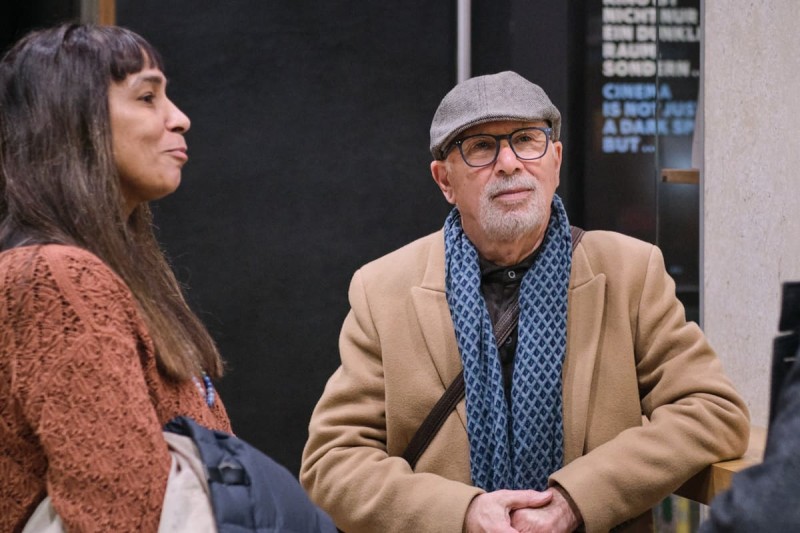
{"left": 166, "top": 99, "right": 191, "bottom": 133}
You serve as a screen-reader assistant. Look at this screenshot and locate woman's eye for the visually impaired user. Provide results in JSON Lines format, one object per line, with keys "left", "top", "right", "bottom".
{"left": 139, "top": 93, "right": 155, "bottom": 104}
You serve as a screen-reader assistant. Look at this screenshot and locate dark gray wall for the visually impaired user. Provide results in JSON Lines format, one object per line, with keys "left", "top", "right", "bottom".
{"left": 116, "top": 1, "right": 573, "bottom": 474}
{"left": 0, "top": 0, "right": 75, "bottom": 53}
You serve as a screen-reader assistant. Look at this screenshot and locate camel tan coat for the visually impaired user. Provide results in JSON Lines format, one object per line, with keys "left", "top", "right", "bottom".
{"left": 301, "top": 230, "right": 749, "bottom": 533}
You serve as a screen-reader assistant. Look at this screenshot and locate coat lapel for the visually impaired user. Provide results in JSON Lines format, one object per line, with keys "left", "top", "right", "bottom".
{"left": 410, "top": 231, "right": 468, "bottom": 430}
{"left": 406, "top": 231, "right": 608, "bottom": 455}
{"left": 562, "top": 244, "right": 606, "bottom": 463}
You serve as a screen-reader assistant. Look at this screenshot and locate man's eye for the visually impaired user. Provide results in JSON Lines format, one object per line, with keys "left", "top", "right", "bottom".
{"left": 468, "top": 139, "right": 494, "bottom": 152}
{"left": 139, "top": 93, "right": 155, "bottom": 104}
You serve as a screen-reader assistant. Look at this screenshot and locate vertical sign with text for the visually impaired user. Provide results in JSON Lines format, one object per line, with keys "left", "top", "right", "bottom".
{"left": 600, "top": 0, "right": 700, "bottom": 157}
{"left": 583, "top": 0, "right": 700, "bottom": 241}
{"left": 582, "top": 0, "right": 701, "bottom": 319}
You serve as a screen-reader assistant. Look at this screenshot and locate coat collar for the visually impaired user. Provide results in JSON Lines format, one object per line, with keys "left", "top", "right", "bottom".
{"left": 410, "top": 231, "right": 467, "bottom": 428}
{"left": 410, "top": 230, "right": 607, "bottom": 461}
{"left": 562, "top": 241, "right": 607, "bottom": 462}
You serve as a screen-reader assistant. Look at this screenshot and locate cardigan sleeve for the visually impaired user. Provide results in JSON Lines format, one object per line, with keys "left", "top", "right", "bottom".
{"left": 10, "top": 246, "right": 171, "bottom": 532}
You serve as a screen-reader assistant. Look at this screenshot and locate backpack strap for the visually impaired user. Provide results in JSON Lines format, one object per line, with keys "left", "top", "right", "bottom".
{"left": 401, "top": 226, "right": 585, "bottom": 470}
{"left": 570, "top": 225, "right": 585, "bottom": 250}
{"left": 402, "top": 301, "right": 519, "bottom": 469}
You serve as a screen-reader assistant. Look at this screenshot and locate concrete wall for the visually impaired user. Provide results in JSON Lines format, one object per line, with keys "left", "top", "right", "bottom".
{"left": 702, "top": 0, "right": 800, "bottom": 427}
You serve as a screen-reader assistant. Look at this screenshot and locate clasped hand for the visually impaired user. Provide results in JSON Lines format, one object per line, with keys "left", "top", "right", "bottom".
{"left": 464, "top": 486, "right": 580, "bottom": 533}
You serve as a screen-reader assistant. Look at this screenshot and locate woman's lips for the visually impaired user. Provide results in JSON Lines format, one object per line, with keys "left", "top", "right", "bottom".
{"left": 165, "top": 147, "right": 188, "bottom": 162}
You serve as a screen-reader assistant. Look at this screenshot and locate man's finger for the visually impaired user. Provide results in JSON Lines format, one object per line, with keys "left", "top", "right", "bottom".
{"left": 496, "top": 489, "right": 553, "bottom": 510}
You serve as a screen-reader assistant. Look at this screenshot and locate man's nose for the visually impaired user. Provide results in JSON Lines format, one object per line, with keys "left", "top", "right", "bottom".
{"left": 494, "top": 139, "right": 522, "bottom": 174}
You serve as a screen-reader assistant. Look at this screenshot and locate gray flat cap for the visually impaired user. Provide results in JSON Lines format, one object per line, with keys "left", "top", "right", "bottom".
{"left": 429, "top": 71, "right": 561, "bottom": 160}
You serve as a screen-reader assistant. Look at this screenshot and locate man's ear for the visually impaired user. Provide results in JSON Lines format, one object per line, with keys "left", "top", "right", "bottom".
{"left": 431, "top": 160, "right": 456, "bottom": 205}
{"left": 551, "top": 141, "right": 563, "bottom": 188}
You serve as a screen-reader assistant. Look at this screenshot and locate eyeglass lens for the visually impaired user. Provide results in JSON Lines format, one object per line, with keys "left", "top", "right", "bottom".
{"left": 460, "top": 128, "right": 549, "bottom": 166}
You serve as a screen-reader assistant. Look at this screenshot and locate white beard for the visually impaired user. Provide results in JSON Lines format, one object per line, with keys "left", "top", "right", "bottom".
{"left": 478, "top": 174, "right": 549, "bottom": 241}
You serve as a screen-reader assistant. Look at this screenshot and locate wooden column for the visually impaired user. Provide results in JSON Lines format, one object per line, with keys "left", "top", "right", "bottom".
{"left": 98, "top": 0, "right": 116, "bottom": 25}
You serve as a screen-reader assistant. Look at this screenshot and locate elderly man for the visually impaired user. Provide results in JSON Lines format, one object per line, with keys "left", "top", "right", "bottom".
{"left": 300, "top": 71, "right": 749, "bottom": 533}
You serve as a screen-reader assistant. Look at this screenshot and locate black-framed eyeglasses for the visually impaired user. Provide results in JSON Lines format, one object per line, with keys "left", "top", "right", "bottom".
{"left": 449, "top": 126, "right": 553, "bottom": 167}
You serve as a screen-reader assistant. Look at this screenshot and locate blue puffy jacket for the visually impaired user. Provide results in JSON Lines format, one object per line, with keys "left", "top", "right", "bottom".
{"left": 165, "top": 416, "right": 337, "bottom": 533}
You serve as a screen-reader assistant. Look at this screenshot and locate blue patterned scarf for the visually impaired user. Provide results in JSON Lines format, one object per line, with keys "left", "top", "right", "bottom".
{"left": 444, "top": 194, "right": 572, "bottom": 491}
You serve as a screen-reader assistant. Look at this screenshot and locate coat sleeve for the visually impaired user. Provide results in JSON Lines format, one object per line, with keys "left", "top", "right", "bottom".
{"left": 300, "top": 269, "right": 483, "bottom": 533}
{"left": 550, "top": 244, "right": 750, "bottom": 533}
{"left": 700, "top": 348, "right": 800, "bottom": 532}
{"left": 11, "top": 247, "right": 171, "bottom": 532}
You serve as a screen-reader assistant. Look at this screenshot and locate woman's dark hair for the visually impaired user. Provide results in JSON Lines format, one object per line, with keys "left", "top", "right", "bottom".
{"left": 0, "top": 23, "right": 223, "bottom": 380}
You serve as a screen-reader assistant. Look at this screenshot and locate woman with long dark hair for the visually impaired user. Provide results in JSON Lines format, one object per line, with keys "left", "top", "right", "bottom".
{"left": 0, "top": 24, "right": 230, "bottom": 531}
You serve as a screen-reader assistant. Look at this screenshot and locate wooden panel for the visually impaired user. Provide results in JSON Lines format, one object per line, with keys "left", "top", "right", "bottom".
{"left": 99, "top": 0, "right": 115, "bottom": 25}
{"left": 662, "top": 168, "right": 700, "bottom": 185}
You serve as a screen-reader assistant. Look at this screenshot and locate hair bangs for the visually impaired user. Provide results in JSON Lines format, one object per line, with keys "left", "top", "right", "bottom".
{"left": 104, "top": 27, "right": 165, "bottom": 82}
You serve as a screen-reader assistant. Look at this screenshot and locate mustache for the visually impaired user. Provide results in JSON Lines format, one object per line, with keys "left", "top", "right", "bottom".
{"left": 484, "top": 175, "right": 537, "bottom": 198}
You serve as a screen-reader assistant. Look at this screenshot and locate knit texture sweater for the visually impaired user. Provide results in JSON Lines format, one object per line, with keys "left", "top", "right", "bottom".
{"left": 0, "top": 244, "right": 231, "bottom": 533}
